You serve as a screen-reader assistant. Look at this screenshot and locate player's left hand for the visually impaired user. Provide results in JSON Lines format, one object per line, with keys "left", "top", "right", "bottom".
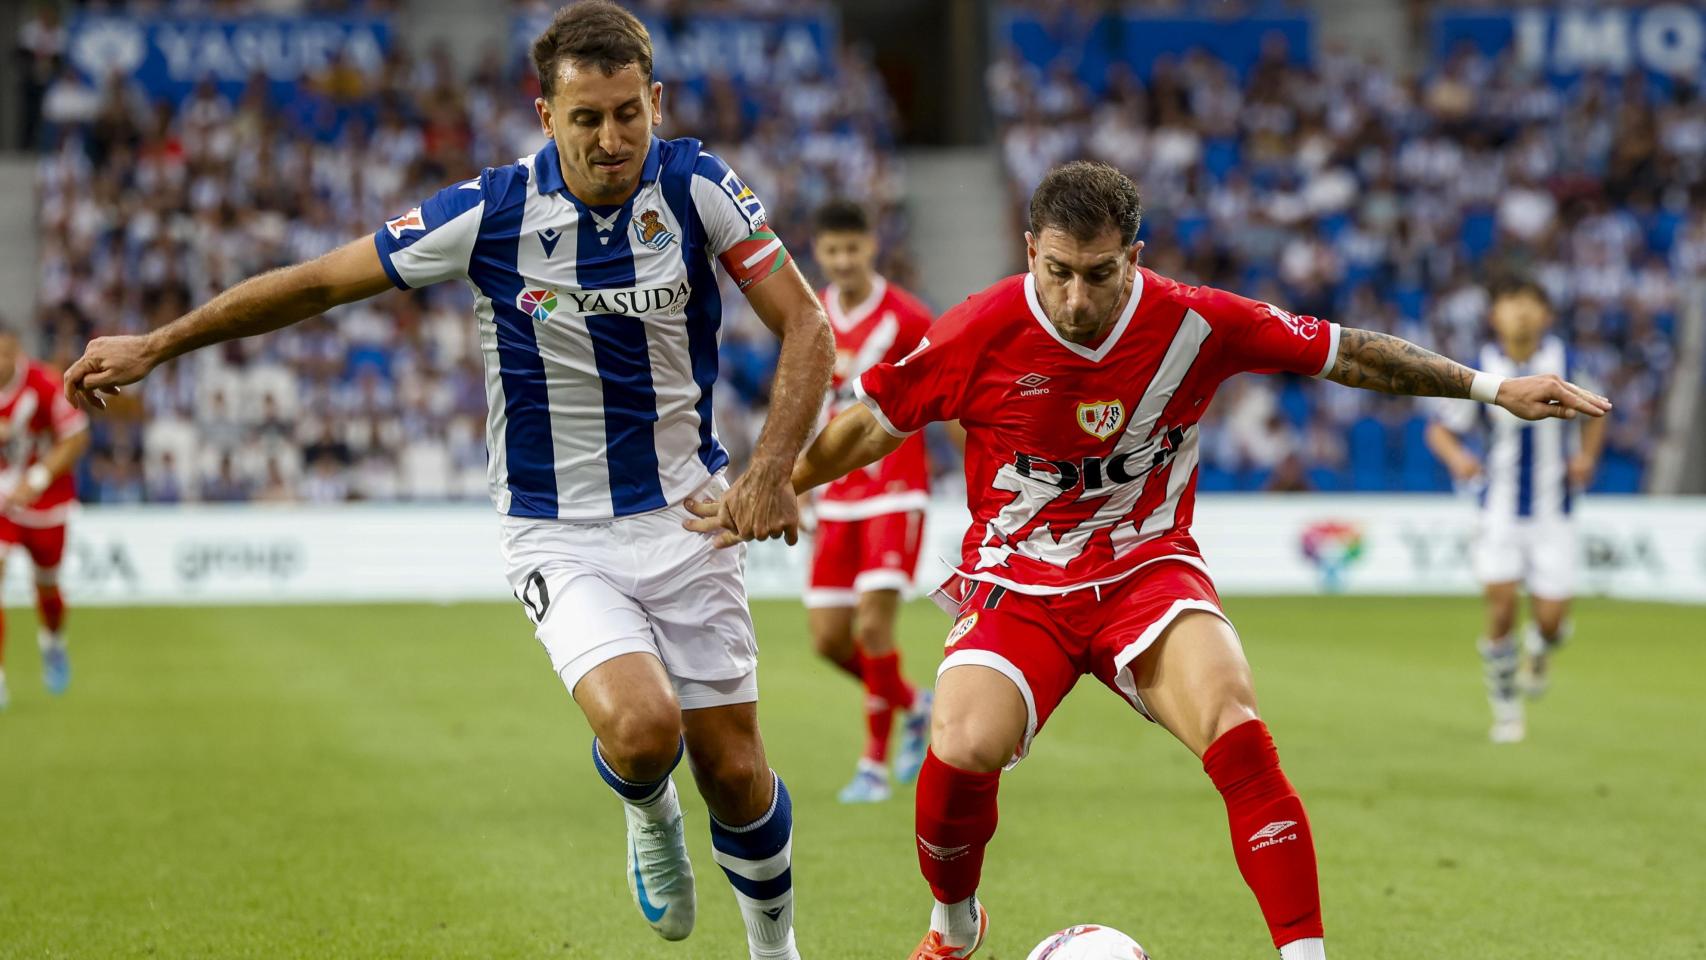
{"left": 685, "top": 459, "right": 801, "bottom": 548}
{"left": 1495, "top": 374, "right": 1611, "bottom": 422}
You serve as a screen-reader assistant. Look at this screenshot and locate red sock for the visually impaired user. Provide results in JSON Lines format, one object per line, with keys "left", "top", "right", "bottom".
{"left": 864, "top": 650, "right": 917, "bottom": 712}
{"left": 861, "top": 651, "right": 916, "bottom": 763}
{"left": 914, "top": 749, "right": 1000, "bottom": 903}
{"left": 37, "top": 586, "right": 65, "bottom": 635}
{"left": 827, "top": 645, "right": 866, "bottom": 683}
{"left": 1202, "top": 719, "right": 1323, "bottom": 949}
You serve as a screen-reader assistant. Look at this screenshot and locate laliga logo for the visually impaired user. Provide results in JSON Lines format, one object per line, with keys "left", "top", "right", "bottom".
{"left": 1300, "top": 520, "right": 1365, "bottom": 593}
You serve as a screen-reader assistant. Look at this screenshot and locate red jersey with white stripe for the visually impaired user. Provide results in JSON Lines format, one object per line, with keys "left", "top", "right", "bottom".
{"left": 817, "top": 276, "right": 934, "bottom": 520}
{"left": 0, "top": 359, "right": 87, "bottom": 527}
{"left": 856, "top": 268, "right": 1339, "bottom": 594}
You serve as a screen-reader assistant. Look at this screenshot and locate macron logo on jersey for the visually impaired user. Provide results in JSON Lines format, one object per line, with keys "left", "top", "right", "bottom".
{"left": 385, "top": 207, "right": 425, "bottom": 239}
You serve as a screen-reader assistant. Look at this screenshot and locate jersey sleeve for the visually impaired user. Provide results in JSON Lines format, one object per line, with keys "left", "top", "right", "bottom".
{"left": 27, "top": 368, "right": 87, "bottom": 439}
{"left": 854, "top": 299, "right": 978, "bottom": 436}
{"left": 887, "top": 294, "right": 935, "bottom": 364}
{"left": 689, "top": 152, "right": 790, "bottom": 292}
{"left": 373, "top": 175, "right": 486, "bottom": 290}
{"left": 1206, "top": 289, "right": 1340, "bottom": 379}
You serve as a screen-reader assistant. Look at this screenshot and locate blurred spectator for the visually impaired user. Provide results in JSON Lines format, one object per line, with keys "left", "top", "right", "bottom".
{"left": 992, "top": 28, "right": 1698, "bottom": 493}
{"left": 37, "top": 3, "right": 909, "bottom": 504}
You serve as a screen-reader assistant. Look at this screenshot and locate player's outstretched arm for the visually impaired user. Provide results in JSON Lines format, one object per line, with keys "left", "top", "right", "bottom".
{"left": 64, "top": 238, "right": 394, "bottom": 409}
{"left": 1325, "top": 327, "right": 1612, "bottom": 422}
{"left": 715, "top": 260, "right": 835, "bottom": 545}
{"left": 686, "top": 403, "right": 901, "bottom": 548}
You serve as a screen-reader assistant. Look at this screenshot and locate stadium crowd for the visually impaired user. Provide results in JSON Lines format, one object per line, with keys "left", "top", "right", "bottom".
{"left": 992, "top": 19, "right": 1699, "bottom": 492}
{"left": 27, "top": 1, "right": 908, "bottom": 503}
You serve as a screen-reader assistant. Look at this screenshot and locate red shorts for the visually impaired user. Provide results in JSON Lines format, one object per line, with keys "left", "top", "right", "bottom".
{"left": 940, "top": 560, "right": 1231, "bottom": 764}
{"left": 0, "top": 519, "right": 67, "bottom": 571}
{"left": 805, "top": 510, "right": 926, "bottom": 608}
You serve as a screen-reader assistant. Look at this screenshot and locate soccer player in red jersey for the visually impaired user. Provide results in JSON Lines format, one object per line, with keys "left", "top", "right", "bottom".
{"left": 691, "top": 162, "right": 1610, "bottom": 959}
{"left": 807, "top": 200, "right": 936, "bottom": 803}
{"left": 0, "top": 328, "right": 90, "bottom": 709}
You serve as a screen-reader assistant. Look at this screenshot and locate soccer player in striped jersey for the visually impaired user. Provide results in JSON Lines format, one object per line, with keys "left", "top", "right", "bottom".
{"left": 62, "top": 4, "right": 833, "bottom": 957}
{"left": 807, "top": 200, "right": 936, "bottom": 804}
{"left": 1426, "top": 278, "right": 1604, "bottom": 744}
{"left": 689, "top": 162, "right": 1610, "bottom": 960}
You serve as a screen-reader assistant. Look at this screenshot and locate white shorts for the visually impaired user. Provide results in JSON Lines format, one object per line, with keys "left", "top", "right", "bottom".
{"left": 499, "top": 475, "right": 758, "bottom": 710}
{"left": 1473, "top": 517, "right": 1576, "bottom": 600}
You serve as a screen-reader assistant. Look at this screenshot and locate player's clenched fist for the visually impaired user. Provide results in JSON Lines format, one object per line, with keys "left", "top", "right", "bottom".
{"left": 1495, "top": 373, "right": 1611, "bottom": 422}
{"left": 63, "top": 335, "right": 159, "bottom": 410}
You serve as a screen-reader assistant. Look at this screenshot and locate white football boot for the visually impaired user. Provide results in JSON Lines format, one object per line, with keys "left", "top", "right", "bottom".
{"left": 624, "top": 783, "right": 697, "bottom": 941}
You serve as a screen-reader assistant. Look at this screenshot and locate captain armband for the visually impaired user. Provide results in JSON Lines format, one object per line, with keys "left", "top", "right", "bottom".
{"left": 718, "top": 230, "right": 792, "bottom": 292}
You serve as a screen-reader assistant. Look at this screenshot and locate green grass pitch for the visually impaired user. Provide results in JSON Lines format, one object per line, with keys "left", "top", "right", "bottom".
{"left": 2, "top": 596, "right": 1703, "bottom": 959}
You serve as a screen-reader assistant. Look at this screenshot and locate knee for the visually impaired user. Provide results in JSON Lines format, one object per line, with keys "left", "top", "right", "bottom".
{"left": 1195, "top": 677, "right": 1260, "bottom": 756}
{"left": 699, "top": 748, "right": 767, "bottom": 797}
{"left": 931, "top": 709, "right": 1017, "bottom": 774}
{"left": 853, "top": 618, "right": 894, "bottom": 654}
{"left": 599, "top": 710, "right": 684, "bottom": 783}
{"left": 810, "top": 624, "right": 853, "bottom": 662}
{"left": 1533, "top": 611, "right": 1567, "bottom": 640}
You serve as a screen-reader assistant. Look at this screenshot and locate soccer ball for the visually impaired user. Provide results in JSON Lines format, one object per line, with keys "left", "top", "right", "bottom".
{"left": 1026, "top": 924, "right": 1151, "bottom": 959}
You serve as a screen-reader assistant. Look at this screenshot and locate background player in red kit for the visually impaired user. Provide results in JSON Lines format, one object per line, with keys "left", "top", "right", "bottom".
{"left": 807, "top": 200, "right": 935, "bottom": 804}
{"left": 690, "top": 162, "right": 1610, "bottom": 960}
{"left": 0, "top": 327, "right": 89, "bottom": 710}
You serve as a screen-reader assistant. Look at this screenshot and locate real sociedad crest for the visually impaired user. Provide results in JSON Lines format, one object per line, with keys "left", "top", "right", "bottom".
{"left": 633, "top": 209, "right": 678, "bottom": 251}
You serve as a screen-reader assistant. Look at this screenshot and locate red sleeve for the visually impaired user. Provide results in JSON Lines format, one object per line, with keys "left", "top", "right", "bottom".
{"left": 855, "top": 297, "right": 976, "bottom": 436}
{"left": 886, "top": 290, "right": 935, "bottom": 363}
{"left": 31, "top": 367, "right": 87, "bottom": 439}
{"left": 1202, "top": 288, "right": 1340, "bottom": 379}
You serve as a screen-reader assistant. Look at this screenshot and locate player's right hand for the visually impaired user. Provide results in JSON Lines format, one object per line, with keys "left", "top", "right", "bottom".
{"left": 1494, "top": 373, "right": 1610, "bottom": 422}
{"left": 63, "top": 335, "right": 158, "bottom": 410}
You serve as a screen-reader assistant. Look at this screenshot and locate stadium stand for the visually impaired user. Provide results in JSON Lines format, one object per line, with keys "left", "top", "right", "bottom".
{"left": 991, "top": 5, "right": 1698, "bottom": 493}
{"left": 32, "top": 0, "right": 908, "bottom": 503}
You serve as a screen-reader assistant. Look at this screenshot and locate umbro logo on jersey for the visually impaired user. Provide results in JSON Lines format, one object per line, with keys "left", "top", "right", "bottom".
{"left": 1015, "top": 372, "right": 1051, "bottom": 396}
{"left": 538, "top": 227, "right": 562, "bottom": 258}
{"left": 918, "top": 837, "right": 971, "bottom": 861}
{"left": 1248, "top": 819, "right": 1299, "bottom": 852}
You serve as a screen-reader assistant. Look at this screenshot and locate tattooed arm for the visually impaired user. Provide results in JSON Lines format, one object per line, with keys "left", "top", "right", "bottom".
{"left": 1325, "top": 328, "right": 1612, "bottom": 422}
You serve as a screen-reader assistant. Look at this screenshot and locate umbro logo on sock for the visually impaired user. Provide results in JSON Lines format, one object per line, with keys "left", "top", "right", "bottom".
{"left": 1248, "top": 820, "right": 1299, "bottom": 851}
{"left": 918, "top": 837, "right": 971, "bottom": 861}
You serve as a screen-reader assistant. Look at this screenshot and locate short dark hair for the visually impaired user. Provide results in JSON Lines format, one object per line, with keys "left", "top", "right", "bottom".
{"left": 532, "top": 1, "right": 654, "bottom": 99}
{"left": 813, "top": 199, "right": 871, "bottom": 236}
{"left": 1488, "top": 276, "right": 1551, "bottom": 310}
{"left": 1029, "top": 161, "right": 1143, "bottom": 247}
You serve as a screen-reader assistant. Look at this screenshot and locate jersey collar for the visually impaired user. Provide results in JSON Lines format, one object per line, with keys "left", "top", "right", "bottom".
{"left": 533, "top": 136, "right": 664, "bottom": 200}
{"left": 1023, "top": 267, "right": 1144, "bottom": 363}
{"left": 827, "top": 275, "right": 887, "bottom": 332}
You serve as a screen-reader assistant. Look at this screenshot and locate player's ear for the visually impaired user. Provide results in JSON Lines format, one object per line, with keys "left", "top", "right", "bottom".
{"left": 1024, "top": 231, "right": 1037, "bottom": 269}
{"left": 650, "top": 81, "right": 663, "bottom": 128}
{"left": 1128, "top": 239, "right": 1144, "bottom": 268}
{"left": 535, "top": 97, "right": 553, "bottom": 138}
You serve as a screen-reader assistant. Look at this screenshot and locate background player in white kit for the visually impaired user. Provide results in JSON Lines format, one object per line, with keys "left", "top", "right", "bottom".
{"left": 61, "top": 4, "right": 834, "bottom": 958}
{"left": 1427, "top": 279, "right": 1603, "bottom": 743}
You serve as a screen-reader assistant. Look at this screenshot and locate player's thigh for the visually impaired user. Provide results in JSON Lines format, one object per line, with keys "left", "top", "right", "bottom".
{"left": 853, "top": 587, "right": 901, "bottom": 655}
{"left": 937, "top": 583, "right": 1080, "bottom": 770}
{"left": 1096, "top": 564, "right": 1255, "bottom": 758}
{"left": 638, "top": 489, "right": 762, "bottom": 699}
{"left": 1525, "top": 522, "right": 1577, "bottom": 608}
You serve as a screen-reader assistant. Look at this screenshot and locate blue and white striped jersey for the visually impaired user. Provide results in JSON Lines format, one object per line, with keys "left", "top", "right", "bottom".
{"left": 1434, "top": 335, "right": 1581, "bottom": 522}
{"left": 374, "top": 136, "right": 768, "bottom": 520}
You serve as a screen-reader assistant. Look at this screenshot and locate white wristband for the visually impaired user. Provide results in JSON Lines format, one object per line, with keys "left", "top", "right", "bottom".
{"left": 1469, "top": 371, "right": 1505, "bottom": 405}
{"left": 24, "top": 464, "right": 52, "bottom": 493}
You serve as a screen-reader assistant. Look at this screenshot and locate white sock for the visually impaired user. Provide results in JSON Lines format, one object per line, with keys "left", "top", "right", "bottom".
{"left": 38, "top": 628, "right": 63, "bottom": 652}
{"left": 1479, "top": 636, "right": 1518, "bottom": 701}
{"left": 1279, "top": 937, "right": 1326, "bottom": 960}
{"left": 930, "top": 894, "right": 982, "bottom": 946}
{"left": 629, "top": 778, "right": 682, "bottom": 823}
